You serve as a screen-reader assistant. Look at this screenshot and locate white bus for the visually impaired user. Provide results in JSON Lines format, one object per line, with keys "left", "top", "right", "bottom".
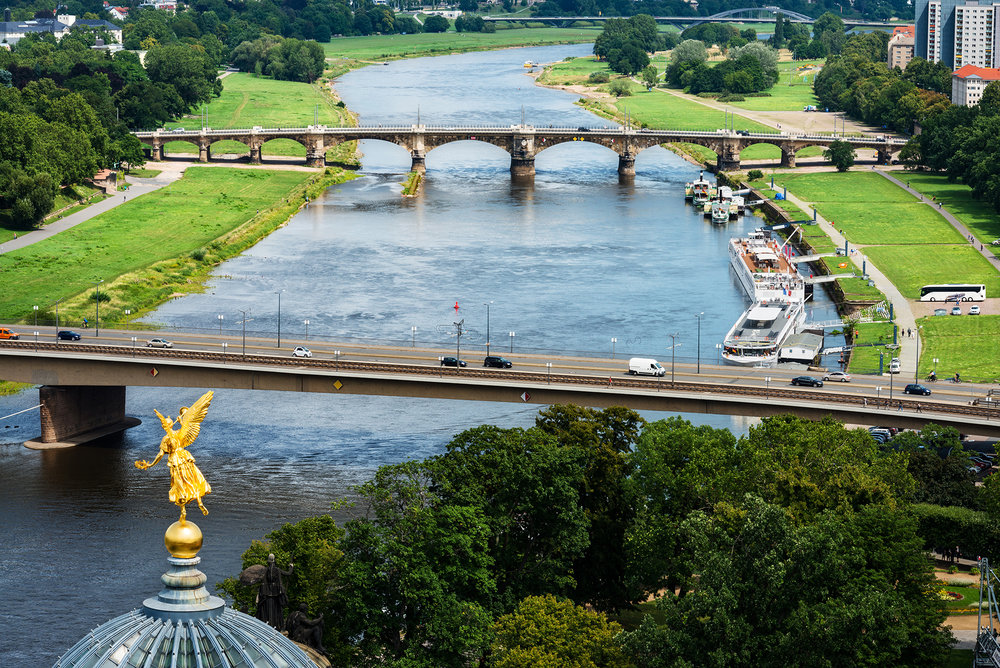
{"left": 919, "top": 283, "right": 986, "bottom": 302}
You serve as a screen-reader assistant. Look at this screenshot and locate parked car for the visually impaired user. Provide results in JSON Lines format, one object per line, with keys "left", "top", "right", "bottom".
{"left": 951, "top": 306, "right": 962, "bottom": 316}
{"left": 904, "top": 383, "right": 932, "bottom": 396}
{"left": 889, "top": 358, "right": 901, "bottom": 374}
{"left": 0, "top": 327, "right": 20, "bottom": 340}
{"left": 146, "top": 338, "right": 173, "bottom": 348}
{"left": 970, "top": 305, "right": 981, "bottom": 315}
{"left": 933, "top": 308, "right": 948, "bottom": 316}
{"left": 868, "top": 427, "right": 892, "bottom": 443}
{"left": 484, "top": 355, "right": 513, "bottom": 369}
{"left": 57, "top": 330, "right": 81, "bottom": 341}
{"left": 441, "top": 357, "right": 467, "bottom": 367}
{"left": 823, "top": 371, "right": 851, "bottom": 382}
{"left": 291, "top": 346, "right": 312, "bottom": 358}
{"left": 790, "top": 376, "right": 823, "bottom": 387}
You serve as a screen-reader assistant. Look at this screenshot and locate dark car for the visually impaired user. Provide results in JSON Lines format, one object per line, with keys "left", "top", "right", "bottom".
{"left": 440, "top": 356, "right": 467, "bottom": 367}
{"left": 790, "top": 375, "right": 823, "bottom": 387}
{"left": 57, "top": 330, "right": 82, "bottom": 341}
{"left": 904, "top": 383, "right": 932, "bottom": 396}
{"left": 484, "top": 355, "right": 513, "bottom": 369}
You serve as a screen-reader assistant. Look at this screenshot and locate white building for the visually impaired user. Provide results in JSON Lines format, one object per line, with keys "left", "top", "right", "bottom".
{"left": 953, "top": 2, "right": 999, "bottom": 67}
{"left": 952, "top": 63, "right": 1000, "bottom": 104}
{"left": 888, "top": 26, "right": 916, "bottom": 69}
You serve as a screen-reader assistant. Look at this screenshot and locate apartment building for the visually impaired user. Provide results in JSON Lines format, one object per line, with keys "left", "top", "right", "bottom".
{"left": 889, "top": 25, "right": 916, "bottom": 69}
{"left": 952, "top": 64, "right": 1000, "bottom": 104}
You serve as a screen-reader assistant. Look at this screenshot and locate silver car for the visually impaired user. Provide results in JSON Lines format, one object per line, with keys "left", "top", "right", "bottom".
{"left": 146, "top": 338, "right": 173, "bottom": 348}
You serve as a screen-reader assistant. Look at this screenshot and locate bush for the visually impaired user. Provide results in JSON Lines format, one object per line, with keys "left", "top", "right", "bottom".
{"left": 718, "top": 93, "right": 746, "bottom": 102}
{"left": 696, "top": 92, "right": 719, "bottom": 98}
{"left": 748, "top": 169, "right": 764, "bottom": 181}
{"left": 588, "top": 71, "right": 610, "bottom": 84}
{"left": 607, "top": 79, "right": 632, "bottom": 97}
{"left": 190, "top": 248, "right": 207, "bottom": 261}
{"left": 971, "top": 567, "right": 981, "bottom": 576}
{"left": 948, "top": 565, "right": 959, "bottom": 573}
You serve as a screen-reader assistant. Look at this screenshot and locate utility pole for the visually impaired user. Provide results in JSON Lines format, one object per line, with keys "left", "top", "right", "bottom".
{"left": 454, "top": 319, "right": 465, "bottom": 369}
{"left": 238, "top": 309, "right": 251, "bottom": 357}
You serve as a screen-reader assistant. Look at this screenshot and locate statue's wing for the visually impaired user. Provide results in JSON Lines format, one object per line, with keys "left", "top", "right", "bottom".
{"left": 239, "top": 564, "right": 267, "bottom": 586}
{"left": 177, "top": 391, "right": 214, "bottom": 448}
{"left": 153, "top": 409, "right": 174, "bottom": 433}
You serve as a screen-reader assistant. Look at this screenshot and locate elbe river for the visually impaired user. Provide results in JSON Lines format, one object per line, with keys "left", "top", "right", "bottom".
{"left": 0, "top": 43, "right": 839, "bottom": 664}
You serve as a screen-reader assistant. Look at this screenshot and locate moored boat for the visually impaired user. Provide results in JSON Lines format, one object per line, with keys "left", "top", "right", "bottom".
{"left": 728, "top": 228, "right": 805, "bottom": 303}
{"left": 721, "top": 300, "right": 805, "bottom": 366}
{"left": 711, "top": 200, "right": 730, "bottom": 224}
{"left": 685, "top": 170, "right": 715, "bottom": 202}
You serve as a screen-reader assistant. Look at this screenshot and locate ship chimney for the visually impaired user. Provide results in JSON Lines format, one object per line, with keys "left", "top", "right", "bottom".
{"left": 4, "top": 7, "right": 11, "bottom": 21}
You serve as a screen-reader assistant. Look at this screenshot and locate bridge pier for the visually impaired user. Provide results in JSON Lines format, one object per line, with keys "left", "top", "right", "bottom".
{"left": 249, "top": 143, "right": 262, "bottom": 165}
{"left": 151, "top": 142, "right": 164, "bottom": 161}
{"left": 617, "top": 152, "right": 636, "bottom": 177}
{"left": 410, "top": 151, "right": 426, "bottom": 173}
{"left": 198, "top": 139, "right": 210, "bottom": 163}
{"left": 306, "top": 152, "right": 325, "bottom": 168}
{"left": 780, "top": 146, "right": 797, "bottom": 168}
{"left": 510, "top": 156, "right": 535, "bottom": 178}
{"left": 877, "top": 149, "right": 892, "bottom": 165}
{"left": 24, "top": 385, "right": 140, "bottom": 449}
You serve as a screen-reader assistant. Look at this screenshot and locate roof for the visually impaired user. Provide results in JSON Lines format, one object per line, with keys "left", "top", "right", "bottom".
{"left": 0, "top": 19, "right": 71, "bottom": 33}
{"left": 75, "top": 19, "right": 121, "bottom": 30}
{"left": 953, "top": 64, "right": 1000, "bottom": 80}
{"left": 892, "top": 25, "right": 915, "bottom": 37}
{"left": 747, "top": 305, "right": 782, "bottom": 321}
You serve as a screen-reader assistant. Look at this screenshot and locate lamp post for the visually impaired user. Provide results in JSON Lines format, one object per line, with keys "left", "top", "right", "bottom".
{"left": 933, "top": 357, "right": 939, "bottom": 377}
{"left": 695, "top": 311, "right": 704, "bottom": 374}
{"left": 668, "top": 332, "right": 681, "bottom": 385}
{"left": 92, "top": 279, "right": 104, "bottom": 337}
{"left": 715, "top": 342, "right": 722, "bottom": 364}
{"left": 238, "top": 309, "right": 250, "bottom": 357}
{"left": 218, "top": 314, "right": 224, "bottom": 334}
{"left": 124, "top": 309, "right": 131, "bottom": 322}
{"left": 509, "top": 331, "right": 515, "bottom": 353}
{"left": 54, "top": 297, "right": 63, "bottom": 337}
{"left": 131, "top": 336, "right": 137, "bottom": 357}
{"left": 454, "top": 320, "right": 464, "bottom": 370}
{"left": 611, "top": 337, "right": 617, "bottom": 359}
{"left": 411, "top": 325, "right": 416, "bottom": 347}
{"left": 483, "top": 301, "right": 492, "bottom": 357}
{"left": 33, "top": 331, "right": 38, "bottom": 352}
{"left": 222, "top": 341, "right": 227, "bottom": 363}
{"left": 33, "top": 305, "right": 38, "bottom": 328}
{"left": 887, "top": 343, "right": 900, "bottom": 401}
{"left": 275, "top": 290, "right": 283, "bottom": 348}
{"left": 765, "top": 376, "right": 771, "bottom": 398}
{"left": 546, "top": 362, "right": 552, "bottom": 383}
{"left": 915, "top": 325, "right": 922, "bottom": 382}
{"left": 304, "top": 319, "right": 310, "bottom": 340}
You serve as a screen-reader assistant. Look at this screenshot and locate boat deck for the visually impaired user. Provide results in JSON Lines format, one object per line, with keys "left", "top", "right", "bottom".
{"left": 725, "top": 302, "right": 799, "bottom": 346}
{"left": 733, "top": 236, "right": 798, "bottom": 277}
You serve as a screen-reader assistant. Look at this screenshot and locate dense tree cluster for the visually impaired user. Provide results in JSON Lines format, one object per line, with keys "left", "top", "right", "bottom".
{"left": 666, "top": 37, "right": 779, "bottom": 96}
{"left": 814, "top": 31, "right": 952, "bottom": 133}
{"left": 221, "top": 410, "right": 963, "bottom": 666}
{"left": 455, "top": 14, "right": 495, "bottom": 33}
{"left": 230, "top": 35, "right": 326, "bottom": 82}
{"left": 593, "top": 15, "right": 670, "bottom": 75}
{"left": 0, "top": 32, "right": 152, "bottom": 228}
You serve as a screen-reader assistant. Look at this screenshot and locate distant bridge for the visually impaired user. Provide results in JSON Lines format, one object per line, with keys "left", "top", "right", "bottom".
{"left": 482, "top": 7, "right": 897, "bottom": 30}
{"left": 1, "top": 336, "right": 998, "bottom": 448}
{"left": 133, "top": 125, "right": 907, "bottom": 175}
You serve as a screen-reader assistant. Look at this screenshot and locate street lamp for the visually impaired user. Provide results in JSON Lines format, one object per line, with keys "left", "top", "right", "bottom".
{"left": 54, "top": 297, "right": 64, "bottom": 337}
{"left": 695, "top": 312, "right": 704, "bottom": 374}
{"left": 305, "top": 319, "right": 310, "bottom": 340}
{"left": 222, "top": 341, "right": 228, "bottom": 363}
{"left": 483, "top": 301, "right": 493, "bottom": 356}
{"left": 668, "top": 332, "right": 681, "bottom": 385}
{"left": 217, "top": 314, "right": 224, "bottom": 334}
{"left": 546, "top": 362, "right": 552, "bottom": 383}
{"left": 765, "top": 376, "right": 770, "bottom": 398}
{"left": 275, "top": 290, "right": 284, "bottom": 348}
{"left": 131, "top": 336, "right": 137, "bottom": 356}
{"left": 887, "top": 343, "right": 900, "bottom": 401}
{"left": 611, "top": 337, "right": 617, "bottom": 359}
{"left": 411, "top": 325, "right": 416, "bottom": 347}
{"left": 33, "top": 305, "right": 38, "bottom": 328}
{"left": 454, "top": 320, "right": 465, "bottom": 370}
{"left": 92, "top": 279, "right": 104, "bottom": 337}
{"left": 915, "top": 325, "right": 923, "bottom": 382}
{"left": 33, "top": 331, "right": 38, "bottom": 352}
{"left": 509, "top": 331, "right": 515, "bottom": 353}
{"left": 238, "top": 309, "right": 250, "bottom": 357}
{"left": 715, "top": 342, "right": 723, "bottom": 364}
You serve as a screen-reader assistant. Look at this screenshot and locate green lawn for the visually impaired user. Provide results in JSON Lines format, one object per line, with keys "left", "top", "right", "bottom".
{"left": 126, "top": 168, "right": 162, "bottom": 178}
{"left": 774, "top": 172, "right": 966, "bottom": 245}
{"left": 162, "top": 73, "right": 347, "bottom": 158}
{"left": 322, "top": 27, "right": 600, "bottom": 60}
{"left": 917, "top": 314, "right": 1000, "bottom": 382}
{"left": 726, "top": 60, "right": 824, "bottom": 112}
{"left": 537, "top": 54, "right": 609, "bottom": 86}
{"left": 848, "top": 322, "right": 898, "bottom": 374}
{"left": 863, "top": 245, "right": 1000, "bottom": 299}
{"left": 0, "top": 167, "right": 313, "bottom": 321}
{"left": 904, "top": 172, "right": 1000, "bottom": 256}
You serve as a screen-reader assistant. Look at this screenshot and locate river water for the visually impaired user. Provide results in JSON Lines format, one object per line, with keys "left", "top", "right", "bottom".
{"left": 0, "top": 43, "right": 840, "bottom": 665}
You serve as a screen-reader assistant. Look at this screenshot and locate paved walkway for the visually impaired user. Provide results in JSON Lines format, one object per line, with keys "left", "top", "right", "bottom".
{"left": 877, "top": 170, "right": 1000, "bottom": 268}
{"left": 777, "top": 184, "right": 920, "bottom": 378}
{"left": 0, "top": 163, "right": 187, "bottom": 255}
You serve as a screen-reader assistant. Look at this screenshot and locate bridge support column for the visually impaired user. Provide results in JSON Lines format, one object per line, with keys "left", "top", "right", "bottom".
{"left": 780, "top": 146, "right": 797, "bottom": 168}
{"left": 151, "top": 141, "right": 164, "bottom": 161}
{"left": 24, "top": 385, "right": 140, "bottom": 449}
{"left": 249, "top": 141, "right": 262, "bottom": 165}
{"left": 617, "top": 152, "right": 636, "bottom": 177}
{"left": 306, "top": 152, "right": 325, "bottom": 168}
{"left": 198, "top": 139, "right": 210, "bottom": 163}
{"left": 410, "top": 151, "right": 426, "bottom": 173}
{"left": 877, "top": 150, "right": 891, "bottom": 166}
{"left": 510, "top": 156, "right": 535, "bottom": 178}
{"left": 716, "top": 140, "right": 741, "bottom": 172}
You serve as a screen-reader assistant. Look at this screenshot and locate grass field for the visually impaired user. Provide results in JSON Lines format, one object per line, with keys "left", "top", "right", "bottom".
{"left": 864, "top": 245, "right": 1000, "bottom": 299}
{"left": 904, "top": 172, "right": 1000, "bottom": 255}
{"left": 162, "top": 73, "right": 349, "bottom": 158}
{"left": 727, "top": 60, "right": 823, "bottom": 112}
{"left": 0, "top": 167, "right": 313, "bottom": 321}
{"left": 322, "top": 27, "right": 599, "bottom": 60}
{"left": 848, "top": 322, "right": 898, "bottom": 373}
{"left": 917, "top": 314, "right": 1000, "bottom": 381}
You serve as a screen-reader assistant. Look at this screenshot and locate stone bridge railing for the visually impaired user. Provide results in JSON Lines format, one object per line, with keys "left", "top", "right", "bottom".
{"left": 132, "top": 125, "right": 908, "bottom": 176}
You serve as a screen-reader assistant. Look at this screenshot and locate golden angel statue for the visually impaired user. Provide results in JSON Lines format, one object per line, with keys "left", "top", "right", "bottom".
{"left": 135, "top": 391, "right": 214, "bottom": 522}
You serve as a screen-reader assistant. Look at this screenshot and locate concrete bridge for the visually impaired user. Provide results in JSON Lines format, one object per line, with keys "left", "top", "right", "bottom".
{"left": 482, "top": 9, "right": 896, "bottom": 31}
{"left": 1, "top": 338, "right": 997, "bottom": 448}
{"left": 133, "top": 125, "right": 908, "bottom": 175}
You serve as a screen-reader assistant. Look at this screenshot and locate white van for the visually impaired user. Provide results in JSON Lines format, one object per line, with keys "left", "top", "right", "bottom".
{"left": 629, "top": 358, "right": 666, "bottom": 377}
{"left": 889, "top": 357, "right": 901, "bottom": 374}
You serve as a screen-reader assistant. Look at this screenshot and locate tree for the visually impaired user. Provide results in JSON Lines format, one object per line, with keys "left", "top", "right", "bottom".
{"left": 670, "top": 38, "right": 707, "bottom": 65}
{"left": 728, "top": 41, "right": 778, "bottom": 73}
{"left": 813, "top": 11, "right": 846, "bottom": 42}
{"left": 423, "top": 15, "right": 449, "bottom": 33}
{"left": 607, "top": 43, "right": 649, "bottom": 76}
{"left": 490, "top": 595, "right": 628, "bottom": 668}
{"left": 0, "top": 163, "right": 56, "bottom": 229}
{"left": 639, "top": 65, "right": 658, "bottom": 90}
{"left": 607, "top": 78, "right": 632, "bottom": 97}
{"left": 144, "top": 43, "right": 220, "bottom": 110}
{"left": 825, "top": 139, "right": 856, "bottom": 171}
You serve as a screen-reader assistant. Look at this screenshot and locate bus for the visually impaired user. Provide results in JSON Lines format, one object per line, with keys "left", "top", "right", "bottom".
{"left": 919, "top": 284, "right": 986, "bottom": 302}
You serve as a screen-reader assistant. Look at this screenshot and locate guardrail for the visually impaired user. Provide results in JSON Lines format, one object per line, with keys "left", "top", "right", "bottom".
{"left": 3, "top": 341, "right": 995, "bottom": 421}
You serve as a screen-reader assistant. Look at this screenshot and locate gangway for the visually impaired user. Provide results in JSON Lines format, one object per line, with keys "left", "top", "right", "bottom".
{"left": 974, "top": 557, "right": 1000, "bottom": 667}
{"left": 790, "top": 252, "right": 837, "bottom": 264}
{"left": 804, "top": 273, "right": 857, "bottom": 284}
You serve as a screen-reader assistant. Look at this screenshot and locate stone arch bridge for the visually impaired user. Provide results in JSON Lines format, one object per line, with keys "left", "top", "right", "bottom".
{"left": 133, "top": 125, "right": 907, "bottom": 176}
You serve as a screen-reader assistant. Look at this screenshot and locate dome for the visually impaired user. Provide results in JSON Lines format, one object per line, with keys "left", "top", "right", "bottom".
{"left": 54, "top": 554, "right": 318, "bottom": 668}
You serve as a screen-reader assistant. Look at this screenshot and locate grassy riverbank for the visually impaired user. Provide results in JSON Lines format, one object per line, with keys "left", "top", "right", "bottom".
{"left": 162, "top": 74, "right": 356, "bottom": 162}
{"left": 0, "top": 166, "right": 356, "bottom": 325}
{"left": 322, "top": 27, "right": 598, "bottom": 61}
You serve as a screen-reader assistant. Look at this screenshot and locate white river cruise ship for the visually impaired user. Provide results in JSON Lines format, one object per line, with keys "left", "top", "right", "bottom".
{"left": 728, "top": 228, "right": 805, "bottom": 304}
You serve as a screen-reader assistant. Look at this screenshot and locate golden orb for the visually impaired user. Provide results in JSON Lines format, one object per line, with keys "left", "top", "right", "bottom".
{"left": 164, "top": 520, "right": 203, "bottom": 558}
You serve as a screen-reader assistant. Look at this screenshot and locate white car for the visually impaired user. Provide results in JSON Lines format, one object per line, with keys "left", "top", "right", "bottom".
{"left": 970, "top": 305, "right": 981, "bottom": 315}
{"left": 146, "top": 338, "right": 173, "bottom": 348}
{"left": 292, "top": 346, "right": 312, "bottom": 358}
{"left": 823, "top": 371, "right": 852, "bottom": 382}
{"left": 889, "top": 357, "right": 901, "bottom": 374}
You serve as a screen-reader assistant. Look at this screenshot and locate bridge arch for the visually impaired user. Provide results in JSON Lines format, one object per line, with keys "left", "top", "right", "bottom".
{"left": 208, "top": 137, "right": 250, "bottom": 159}
{"left": 687, "top": 6, "right": 814, "bottom": 28}
{"left": 160, "top": 137, "right": 200, "bottom": 160}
